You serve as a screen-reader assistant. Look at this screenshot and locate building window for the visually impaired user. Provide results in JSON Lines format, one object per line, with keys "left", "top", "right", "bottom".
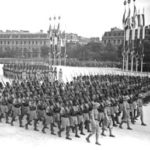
{"left": 16, "top": 41, "right": 18, "bottom": 44}
{"left": 32, "top": 41, "right": 34, "bottom": 44}
{"left": 24, "top": 41, "right": 26, "bottom": 44}
{"left": 7, "top": 41, "right": 9, "bottom": 44}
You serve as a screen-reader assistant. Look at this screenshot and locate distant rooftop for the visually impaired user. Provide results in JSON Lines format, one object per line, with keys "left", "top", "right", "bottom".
{"left": 0, "top": 30, "right": 45, "bottom": 34}
{"left": 110, "top": 27, "right": 122, "bottom": 32}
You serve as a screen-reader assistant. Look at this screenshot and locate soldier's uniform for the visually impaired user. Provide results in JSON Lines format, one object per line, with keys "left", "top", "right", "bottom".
{"left": 58, "top": 104, "right": 72, "bottom": 140}
{"left": 53, "top": 102, "right": 61, "bottom": 129}
{"left": 0, "top": 97, "right": 9, "bottom": 123}
{"left": 20, "top": 97, "right": 30, "bottom": 127}
{"left": 136, "top": 94, "right": 146, "bottom": 126}
{"left": 119, "top": 96, "right": 132, "bottom": 130}
{"left": 83, "top": 102, "right": 90, "bottom": 132}
{"left": 25, "top": 100, "right": 37, "bottom": 130}
{"left": 77, "top": 104, "right": 85, "bottom": 135}
{"left": 97, "top": 102, "right": 105, "bottom": 127}
{"left": 11, "top": 98, "right": 22, "bottom": 126}
{"left": 69, "top": 103, "right": 80, "bottom": 138}
{"left": 42, "top": 104, "right": 55, "bottom": 135}
{"left": 86, "top": 106, "right": 101, "bottom": 145}
{"left": 101, "top": 100, "right": 115, "bottom": 137}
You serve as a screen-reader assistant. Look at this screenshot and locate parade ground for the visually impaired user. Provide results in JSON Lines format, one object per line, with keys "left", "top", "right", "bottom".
{"left": 0, "top": 64, "right": 150, "bottom": 150}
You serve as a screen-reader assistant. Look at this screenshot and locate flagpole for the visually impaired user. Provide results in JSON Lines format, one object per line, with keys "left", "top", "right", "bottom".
{"left": 126, "top": 0, "right": 131, "bottom": 71}
{"left": 64, "top": 31, "right": 67, "bottom": 66}
{"left": 53, "top": 16, "right": 56, "bottom": 66}
{"left": 131, "top": 0, "right": 136, "bottom": 72}
{"left": 122, "top": 0, "right": 127, "bottom": 71}
{"left": 141, "top": 8, "right": 145, "bottom": 72}
{"left": 135, "top": 54, "right": 138, "bottom": 72}
{"left": 58, "top": 16, "right": 61, "bottom": 66}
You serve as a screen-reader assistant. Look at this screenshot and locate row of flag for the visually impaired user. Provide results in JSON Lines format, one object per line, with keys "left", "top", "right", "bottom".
{"left": 122, "top": 0, "right": 146, "bottom": 41}
{"left": 47, "top": 20, "right": 66, "bottom": 47}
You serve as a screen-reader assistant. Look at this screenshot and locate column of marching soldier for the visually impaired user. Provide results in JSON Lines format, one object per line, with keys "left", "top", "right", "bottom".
{"left": 3, "top": 63, "right": 59, "bottom": 81}
{"left": 0, "top": 70, "right": 149, "bottom": 145}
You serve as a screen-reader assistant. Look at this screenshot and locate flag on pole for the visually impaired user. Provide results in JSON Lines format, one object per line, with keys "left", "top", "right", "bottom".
{"left": 131, "top": 3, "right": 137, "bottom": 40}
{"left": 142, "top": 8, "right": 145, "bottom": 39}
{"left": 126, "top": 29, "right": 130, "bottom": 41}
{"left": 137, "top": 10, "right": 141, "bottom": 39}
{"left": 125, "top": 7, "right": 131, "bottom": 30}
{"left": 132, "top": 28, "right": 135, "bottom": 40}
{"left": 122, "top": 1, "right": 127, "bottom": 29}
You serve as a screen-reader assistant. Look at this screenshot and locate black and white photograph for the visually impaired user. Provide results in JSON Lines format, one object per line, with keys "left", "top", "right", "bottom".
{"left": 0, "top": 0, "right": 150, "bottom": 150}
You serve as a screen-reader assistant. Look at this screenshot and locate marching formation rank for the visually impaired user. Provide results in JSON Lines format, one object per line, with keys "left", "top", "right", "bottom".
{"left": 0, "top": 73, "right": 149, "bottom": 146}
{"left": 3, "top": 63, "right": 62, "bottom": 83}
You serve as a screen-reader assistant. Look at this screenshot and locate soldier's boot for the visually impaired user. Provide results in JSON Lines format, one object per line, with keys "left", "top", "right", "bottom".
{"left": 75, "top": 125, "right": 80, "bottom": 138}
{"left": 66, "top": 127, "right": 72, "bottom": 140}
{"left": 84, "top": 120, "right": 88, "bottom": 130}
{"left": 25, "top": 122, "right": 29, "bottom": 130}
{"left": 95, "top": 133, "right": 101, "bottom": 145}
{"left": 58, "top": 128, "right": 64, "bottom": 137}
{"left": 127, "top": 122, "right": 132, "bottom": 130}
{"left": 80, "top": 123, "right": 85, "bottom": 135}
{"left": 112, "top": 115, "right": 117, "bottom": 127}
{"left": 34, "top": 120, "right": 39, "bottom": 131}
{"left": 115, "top": 115, "right": 120, "bottom": 124}
{"left": 71, "top": 126, "right": 75, "bottom": 133}
{"left": 26, "top": 114, "right": 31, "bottom": 125}
{"left": 141, "top": 122, "right": 147, "bottom": 126}
{"left": 101, "top": 129, "right": 106, "bottom": 136}
{"left": 119, "top": 121, "right": 123, "bottom": 129}
{"left": 51, "top": 124, "right": 56, "bottom": 135}
{"left": 11, "top": 117, "right": 15, "bottom": 126}
{"left": 99, "top": 120, "right": 102, "bottom": 127}
{"left": 86, "top": 133, "right": 92, "bottom": 143}
{"left": 6, "top": 113, "right": 9, "bottom": 124}
{"left": 26, "top": 120, "right": 32, "bottom": 129}
{"left": 0, "top": 114, "right": 3, "bottom": 122}
{"left": 109, "top": 128, "right": 115, "bottom": 137}
{"left": 134, "top": 109, "right": 137, "bottom": 120}
{"left": 87, "top": 121, "right": 91, "bottom": 132}
{"left": 57, "top": 121, "right": 61, "bottom": 130}
{"left": 19, "top": 116, "right": 24, "bottom": 127}
{"left": 42, "top": 126, "right": 46, "bottom": 133}
{"left": 140, "top": 115, "right": 146, "bottom": 126}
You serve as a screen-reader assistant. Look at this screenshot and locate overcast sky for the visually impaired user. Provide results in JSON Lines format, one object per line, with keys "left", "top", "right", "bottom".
{"left": 0, "top": 0, "right": 149, "bottom": 38}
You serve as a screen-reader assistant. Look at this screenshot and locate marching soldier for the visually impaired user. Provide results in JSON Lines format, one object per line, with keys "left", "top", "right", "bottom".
{"left": 42, "top": 102, "right": 56, "bottom": 135}
{"left": 25, "top": 99, "right": 37, "bottom": 130}
{"left": 58, "top": 102, "right": 72, "bottom": 140}
{"left": 36, "top": 100, "right": 46, "bottom": 132}
{"left": 101, "top": 100, "right": 115, "bottom": 137}
{"left": 86, "top": 104, "right": 101, "bottom": 145}
{"left": 119, "top": 96, "right": 132, "bottom": 130}
{"left": 69, "top": 101, "right": 80, "bottom": 138}
{"left": 136, "top": 94, "right": 146, "bottom": 126}
{"left": 20, "top": 96, "right": 30, "bottom": 127}
{"left": 10, "top": 96, "right": 22, "bottom": 127}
